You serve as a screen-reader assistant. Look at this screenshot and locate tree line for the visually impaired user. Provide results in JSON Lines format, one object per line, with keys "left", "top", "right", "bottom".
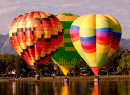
{"left": 0, "top": 45, "right": 129, "bottom": 77}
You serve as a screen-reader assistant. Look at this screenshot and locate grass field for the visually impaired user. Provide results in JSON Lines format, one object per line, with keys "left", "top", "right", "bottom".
{"left": 0, "top": 75, "right": 130, "bottom": 82}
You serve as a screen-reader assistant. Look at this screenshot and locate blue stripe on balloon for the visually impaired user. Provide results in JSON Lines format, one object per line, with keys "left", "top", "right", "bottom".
{"left": 113, "top": 32, "right": 122, "bottom": 37}
{"left": 96, "top": 28, "right": 112, "bottom": 32}
{"left": 80, "top": 36, "right": 96, "bottom": 42}
{"left": 70, "top": 25, "right": 79, "bottom": 30}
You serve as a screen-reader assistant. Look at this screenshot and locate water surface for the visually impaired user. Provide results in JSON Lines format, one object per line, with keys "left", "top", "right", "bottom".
{"left": 0, "top": 80, "right": 129, "bottom": 95}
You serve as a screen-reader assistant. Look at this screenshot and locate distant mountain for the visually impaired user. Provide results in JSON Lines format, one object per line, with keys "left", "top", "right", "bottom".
{"left": 0, "top": 34, "right": 129, "bottom": 54}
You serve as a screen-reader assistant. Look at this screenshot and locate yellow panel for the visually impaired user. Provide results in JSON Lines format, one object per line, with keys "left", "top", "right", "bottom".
{"left": 35, "top": 54, "right": 40, "bottom": 60}
{"left": 80, "top": 14, "right": 96, "bottom": 28}
{"left": 64, "top": 29, "right": 70, "bottom": 34}
{"left": 107, "top": 48, "right": 115, "bottom": 57}
{"left": 57, "top": 14, "right": 65, "bottom": 21}
{"left": 65, "top": 16, "right": 75, "bottom": 21}
{"left": 85, "top": 52, "right": 96, "bottom": 60}
{"left": 96, "top": 14, "right": 108, "bottom": 23}
{"left": 96, "top": 44, "right": 111, "bottom": 53}
{"left": 71, "top": 15, "right": 87, "bottom": 27}
{"left": 59, "top": 66, "right": 73, "bottom": 75}
{"left": 60, "top": 37, "right": 64, "bottom": 47}
{"left": 17, "top": 25, "right": 23, "bottom": 28}
{"left": 73, "top": 15, "right": 79, "bottom": 19}
{"left": 80, "top": 28, "right": 96, "bottom": 37}
{"left": 44, "top": 34, "right": 51, "bottom": 38}
{"left": 65, "top": 47, "right": 75, "bottom": 51}
{"left": 64, "top": 38, "right": 71, "bottom": 43}
{"left": 26, "top": 42, "right": 34, "bottom": 46}
{"left": 73, "top": 40, "right": 82, "bottom": 50}
{"left": 51, "top": 28, "right": 58, "bottom": 35}
{"left": 105, "top": 15, "right": 120, "bottom": 26}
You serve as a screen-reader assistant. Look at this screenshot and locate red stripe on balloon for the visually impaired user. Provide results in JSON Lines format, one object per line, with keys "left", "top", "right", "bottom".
{"left": 96, "top": 36, "right": 112, "bottom": 41}
{"left": 82, "top": 44, "right": 96, "bottom": 49}
{"left": 83, "top": 47, "right": 96, "bottom": 53}
{"left": 96, "top": 39, "right": 112, "bottom": 45}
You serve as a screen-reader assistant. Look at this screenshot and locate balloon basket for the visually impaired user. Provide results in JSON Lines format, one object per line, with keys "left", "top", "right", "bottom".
{"left": 64, "top": 77, "right": 69, "bottom": 83}
{"left": 94, "top": 76, "right": 99, "bottom": 82}
{"left": 35, "top": 75, "right": 40, "bottom": 80}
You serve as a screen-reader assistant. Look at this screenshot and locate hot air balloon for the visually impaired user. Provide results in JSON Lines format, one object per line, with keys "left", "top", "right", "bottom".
{"left": 70, "top": 14, "right": 122, "bottom": 75}
{"left": 9, "top": 11, "right": 63, "bottom": 69}
{"left": 52, "top": 13, "right": 81, "bottom": 75}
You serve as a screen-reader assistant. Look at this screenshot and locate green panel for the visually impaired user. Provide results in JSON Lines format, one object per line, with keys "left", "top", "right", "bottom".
{"left": 61, "top": 21, "right": 73, "bottom": 29}
{"left": 96, "top": 52, "right": 108, "bottom": 66}
{"left": 112, "top": 25, "right": 122, "bottom": 33}
{"left": 65, "top": 43, "right": 74, "bottom": 47}
{"left": 64, "top": 13, "right": 73, "bottom": 16}
{"left": 64, "top": 33, "right": 70, "bottom": 38}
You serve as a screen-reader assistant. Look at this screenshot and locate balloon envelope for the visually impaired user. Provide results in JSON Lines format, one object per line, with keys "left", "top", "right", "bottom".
{"left": 52, "top": 13, "right": 81, "bottom": 75}
{"left": 70, "top": 14, "right": 122, "bottom": 75}
{"left": 9, "top": 11, "right": 63, "bottom": 69}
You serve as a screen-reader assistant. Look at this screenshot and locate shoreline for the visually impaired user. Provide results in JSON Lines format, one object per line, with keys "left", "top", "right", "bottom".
{"left": 0, "top": 75, "right": 130, "bottom": 82}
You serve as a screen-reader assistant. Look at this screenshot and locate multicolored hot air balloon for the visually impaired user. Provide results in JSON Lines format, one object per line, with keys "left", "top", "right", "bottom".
{"left": 52, "top": 13, "right": 81, "bottom": 75}
{"left": 70, "top": 14, "right": 122, "bottom": 75}
{"left": 9, "top": 11, "right": 63, "bottom": 69}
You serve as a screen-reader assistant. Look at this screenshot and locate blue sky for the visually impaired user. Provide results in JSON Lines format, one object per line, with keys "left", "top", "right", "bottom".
{"left": 0, "top": 0, "right": 130, "bottom": 38}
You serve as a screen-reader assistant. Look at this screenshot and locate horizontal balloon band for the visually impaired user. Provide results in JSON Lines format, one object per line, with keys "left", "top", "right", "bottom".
{"left": 83, "top": 47, "right": 96, "bottom": 53}
{"left": 107, "top": 48, "right": 115, "bottom": 57}
{"left": 70, "top": 25, "right": 79, "bottom": 30}
{"left": 85, "top": 52, "right": 96, "bottom": 60}
{"left": 111, "top": 39, "right": 120, "bottom": 45}
{"left": 113, "top": 32, "right": 122, "bottom": 37}
{"left": 70, "top": 29, "right": 79, "bottom": 34}
{"left": 96, "top": 39, "right": 112, "bottom": 45}
{"left": 70, "top": 33, "right": 79, "bottom": 38}
{"left": 111, "top": 43, "right": 118, "bottom": 49}
{"left": 80, "top": 36, "right": 96, "bottom": 41}
{"left": 96, "top": 32, "right": 112, "bottom": 37}
{"left": 17, "top": 28, "right": 24, "bottom": 32}
{"left": 96, "top": 36, "right": 112, "bottom": 41}
{"left": 81, "top": 39, "right": 96, "bottom": 46}
{"left": 42, "top": 18, "right": 50, "bottom": 21}
{"left": 65, "top": 43, "right": 74, "bottom": 47}
{"left": 112, "top": 25, "right": 122, "bottom": 33}
{"left": 96, "top": 44, "right": 111, "bottom": 53}
{"left": 64, "top": 38, "right": 72, "bottom": 43}
{"left": 65, "top": 47, "right": 75, "bottom": 51}
{"left": 113, "top": 36, "right": 121, "bottom": 41}
{"left": 96, "top": 20, "right": 111, "bottom": 28}
{"left": 61, "top": 21, "right": 73, "bottom": 29}
{"left": 81, "top": 44, "right": 96, "bottom": 49}
{"left": 64, "top": 34, "right": 70, "bottom": 38}
{"left": 96, "top": 28, "right": 112, "bottom": 32}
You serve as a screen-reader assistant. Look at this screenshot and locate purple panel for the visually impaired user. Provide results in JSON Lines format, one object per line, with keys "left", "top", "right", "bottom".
{"left": 81, "top": 39, "right": 96, "bottom": 46}
{"left": 70, "top": 29, "right": 79, "bottom": 34}
{"left": 113, "top": 36, "right": 121, "bottom": 42}
{"left": 96, "top": 32, "right": 113, "bottom": 37}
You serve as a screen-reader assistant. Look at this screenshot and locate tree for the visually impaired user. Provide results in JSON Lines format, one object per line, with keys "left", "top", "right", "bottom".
{"left": 117, "top": 50, "right": 130, "bottom": 75}
{"left": 105, "top": 45, "right": 125, "bottom": 75}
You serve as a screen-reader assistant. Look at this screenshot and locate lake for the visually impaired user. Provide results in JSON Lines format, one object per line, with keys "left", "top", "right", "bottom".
{"left": 0, "top": 80, "right": 129, "bottom": 95}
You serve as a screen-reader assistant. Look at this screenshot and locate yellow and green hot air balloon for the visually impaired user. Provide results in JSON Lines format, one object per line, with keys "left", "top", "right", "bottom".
{"left": 70, "top": 14, "right": 122, "bottom": 75}
{"left": 52, "top": 13, "right": 81, "bottom": 75}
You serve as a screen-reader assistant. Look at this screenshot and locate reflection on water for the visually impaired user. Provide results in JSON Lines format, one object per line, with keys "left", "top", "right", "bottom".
{"left": 0, "top": 80, "right": 129, "bottom": 95}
